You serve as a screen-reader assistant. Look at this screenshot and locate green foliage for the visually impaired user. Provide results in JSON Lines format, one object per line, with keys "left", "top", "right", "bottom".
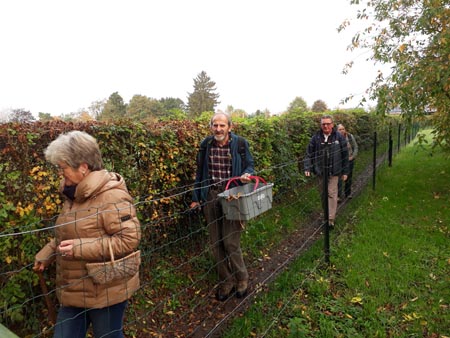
{"left": 235, "top": 116, "right": 275, "bottom": 176}
{"left": 38, "top": 112, "right": 53, "bottom": 122}
{"left": 159, "top": 97, "right": 185, "bottom": 114}
{"left": 287, "top": 96, "right": 308, "bottom": 113}
{"left": 99, "top": 91, "right": 127, "bottom": 121}
{"left": 311, "top": 99, "right": 328, "bottom": 112}
{"left": 126, "top": 94, "right": 162, "bottom": 121}
{"left": 159, "top": 108, "right": 187, "bottom": 121}
{"left": 341, "top": 0, "right": 450, "bottom": 152}
{"left": 195, "top": 111, "right": 215, "bottom": 127}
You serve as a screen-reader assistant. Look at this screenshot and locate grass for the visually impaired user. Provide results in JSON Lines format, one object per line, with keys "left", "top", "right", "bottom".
{"left": 224, "top": 131, "right": 450, "bottom": 337}
{"left": 242, "top": 185, "right": 321, "bottom": 258}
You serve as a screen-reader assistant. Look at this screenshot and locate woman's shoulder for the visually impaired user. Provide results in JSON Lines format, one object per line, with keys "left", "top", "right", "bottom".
{"left": 86, "top": 171, "right": 133, "bottom": 202}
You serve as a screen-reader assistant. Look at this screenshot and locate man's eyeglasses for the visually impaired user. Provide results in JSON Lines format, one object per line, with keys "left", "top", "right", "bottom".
{"left": 321, "top": 123, "right": 332, "bottom": 126}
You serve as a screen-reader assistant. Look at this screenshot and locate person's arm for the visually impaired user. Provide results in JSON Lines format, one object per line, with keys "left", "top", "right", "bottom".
{"left": 304, "top": 137, "right": 314, "bottom": 176}
{"left": 34, "top": 239, "right": 57, "bottom": 271}
{"left": 70, "top": 192, "right": 141, "bottom": 261}
{"left": 191, "top": 138, "right": 207, "bottom": 204}
{"left": 351, "top": 134, "right": 358, "bottom": 159}
{"left": 240, "top": 138, "right": 255, "bottom": 183}
{"left": 340, "top": 135, "right": 350, "bottom": 178}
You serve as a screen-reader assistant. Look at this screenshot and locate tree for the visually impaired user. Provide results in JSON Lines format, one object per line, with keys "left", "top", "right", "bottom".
{"left": 58, "top": 109, "right": 95, "bottom": 122}
{"left": 58, "top": 111, "right": 79, "bottom": 122}
{"left": 159, "top": 97, "right": 185, "bottom": 113}
{"left": 340, "top": 0, "right": 450, "bottom": 151}
{"left": 78, "top": 111, "right": 94, "bottom": 122}
{"left": 88, "top": 99, "right": 106, "bottom": 120}
{"left": 248, "top": 108, "right": 271, "bottom": 118}
{"left": 287, "top": 96, "right": 308, "bottom": 113}
{"left": 99, "top": 92, "right": 127, "bottom": 121}
{"left": 225, "top": 105, "right": 234, "bottom": 115}
{"left": 158, "top": 97, "right": 186, "bottom": 120}
{"left": 225, "top": 105, "right": 247, "bottom": 119}
{"left": 8, "top": 109, "right": 35, "bottom": 123}
{"left": 126, "top": 95, "right": 162, "bottom": 120}
{"left": 231, "top": 109, "right": 247, "bottom": 119}
{"left": 38, "top": 112, "right": 53, "bottom": 121}
{"left": 187, "top": 71, "right": 220, "bottom": 117}
{"left": 311, "top": 100, "right": 328, "bottom": 112}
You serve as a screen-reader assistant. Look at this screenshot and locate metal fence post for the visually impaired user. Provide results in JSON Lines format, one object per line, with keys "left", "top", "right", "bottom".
{"left": 404, "top": 126, "right": 408, "bottom": 147}
{"left": 388, "top": 124, "right": 393, "bottom": 167}
{"left": 373, "top": 131, "right": 377, "bottom": 190}
{"left": 322, "top": 143, "right": 330, "bottom": 264}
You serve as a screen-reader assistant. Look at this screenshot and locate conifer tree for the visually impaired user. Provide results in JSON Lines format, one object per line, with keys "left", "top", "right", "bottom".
{"left": 187, "top": 71, "right": 220, "bottom": 118}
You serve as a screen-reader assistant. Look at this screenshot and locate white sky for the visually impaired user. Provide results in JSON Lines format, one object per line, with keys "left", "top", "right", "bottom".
{"left": 0, "top": 0, "right": 378, "bottom": 117}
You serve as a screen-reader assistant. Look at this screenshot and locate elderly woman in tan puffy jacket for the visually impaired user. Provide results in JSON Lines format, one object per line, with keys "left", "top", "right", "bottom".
{"left": 34, "top": 130, "right": 141, "bottom": 338}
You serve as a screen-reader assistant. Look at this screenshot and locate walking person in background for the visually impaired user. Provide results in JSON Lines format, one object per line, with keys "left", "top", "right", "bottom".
{"left": 304, "top": 115, "right": 349, "bottom": 228}
{"left": 190, "top": 112, "right": 255, "bottom": 301}
{"left": 34, "top": 131, "right": 141, "bottom": 338}
{"left": 337, "top": 123, "right": 358, "bottom": 200}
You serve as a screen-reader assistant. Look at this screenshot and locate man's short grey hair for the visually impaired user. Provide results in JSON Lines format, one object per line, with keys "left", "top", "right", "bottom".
{"left": 320, "top": 115, "right": 334, "bottom": 122}
{"left": 210, "top": 112, "right": 232, "bottom": 127}
{"left": 44, "top": 130, "right": 104, "bottom": 171}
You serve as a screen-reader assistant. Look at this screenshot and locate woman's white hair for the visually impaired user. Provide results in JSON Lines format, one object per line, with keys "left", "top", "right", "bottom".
{"left": 44, "top": 130, "right": 103, "bottom": 170}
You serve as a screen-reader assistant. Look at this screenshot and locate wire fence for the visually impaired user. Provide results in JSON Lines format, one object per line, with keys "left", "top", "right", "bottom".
{"left": 0, "top": 124, "right": 419, "bottom": 337}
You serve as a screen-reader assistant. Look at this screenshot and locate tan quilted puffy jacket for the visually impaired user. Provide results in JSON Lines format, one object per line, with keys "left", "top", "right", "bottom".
{"left": 35, "top": 170, "right": 141, "bottom": 308}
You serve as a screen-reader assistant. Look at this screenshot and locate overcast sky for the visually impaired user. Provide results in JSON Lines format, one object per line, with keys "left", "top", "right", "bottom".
{"left": 0, "top": 0, "right": 378, "bottom": 117}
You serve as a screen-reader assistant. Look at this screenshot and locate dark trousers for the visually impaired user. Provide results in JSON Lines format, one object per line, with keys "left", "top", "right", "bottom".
{"left": 203, "top": 188, "right": 248, "bottom": 288}
{"left": 339, "top": 160, "right": 354, "bottom": 197}
{"left": 53, "top": 300, "right": 127, "bottom": 338}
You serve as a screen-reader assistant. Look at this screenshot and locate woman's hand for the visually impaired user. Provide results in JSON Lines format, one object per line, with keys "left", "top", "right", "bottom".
{"left": 190, "top": 201, "right": 201, "bottom": 210}
{"left": 58, "top": 239, "right": 74, "bottom": 258}
{"left": 33, "top": 260, "right": 46, "bottom": 272}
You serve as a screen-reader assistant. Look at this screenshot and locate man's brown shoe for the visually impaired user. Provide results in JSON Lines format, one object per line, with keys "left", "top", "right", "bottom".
{"left": 216, "top": 284, "right": 234, "bottom": 301}
{"left": 236, "top": 280, "right": 248, "bottom": 298}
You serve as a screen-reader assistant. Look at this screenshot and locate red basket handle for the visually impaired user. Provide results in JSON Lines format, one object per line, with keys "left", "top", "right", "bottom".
{"left": 224, "top": 175, "right": 267, "bottom": 191}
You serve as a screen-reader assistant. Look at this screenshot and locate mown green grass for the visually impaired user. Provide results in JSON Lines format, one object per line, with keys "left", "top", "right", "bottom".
{"left": 224, "top": 131, "right": 449, "bottom": 337}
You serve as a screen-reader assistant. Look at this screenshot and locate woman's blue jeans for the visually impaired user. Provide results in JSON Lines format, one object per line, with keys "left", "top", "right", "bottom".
{"left": 53, "top": 300, "right": 127, "bottom": 338}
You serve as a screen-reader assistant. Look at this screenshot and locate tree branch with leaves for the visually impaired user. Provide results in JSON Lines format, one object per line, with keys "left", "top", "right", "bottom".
{"left": 340, "top": 0, "right": 450, "bottom": 151}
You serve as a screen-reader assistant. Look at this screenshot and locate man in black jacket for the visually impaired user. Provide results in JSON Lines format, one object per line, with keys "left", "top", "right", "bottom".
{"left": 304, "top": 115, "right": 349, "bottom": 227}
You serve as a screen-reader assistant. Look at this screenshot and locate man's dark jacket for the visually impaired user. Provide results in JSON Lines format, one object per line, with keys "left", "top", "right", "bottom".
{"left": 192, "top": 132, "right": 254, "bottom": 203}
{"left": 304, "top": 129, "right": 349, "bottom": 177}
